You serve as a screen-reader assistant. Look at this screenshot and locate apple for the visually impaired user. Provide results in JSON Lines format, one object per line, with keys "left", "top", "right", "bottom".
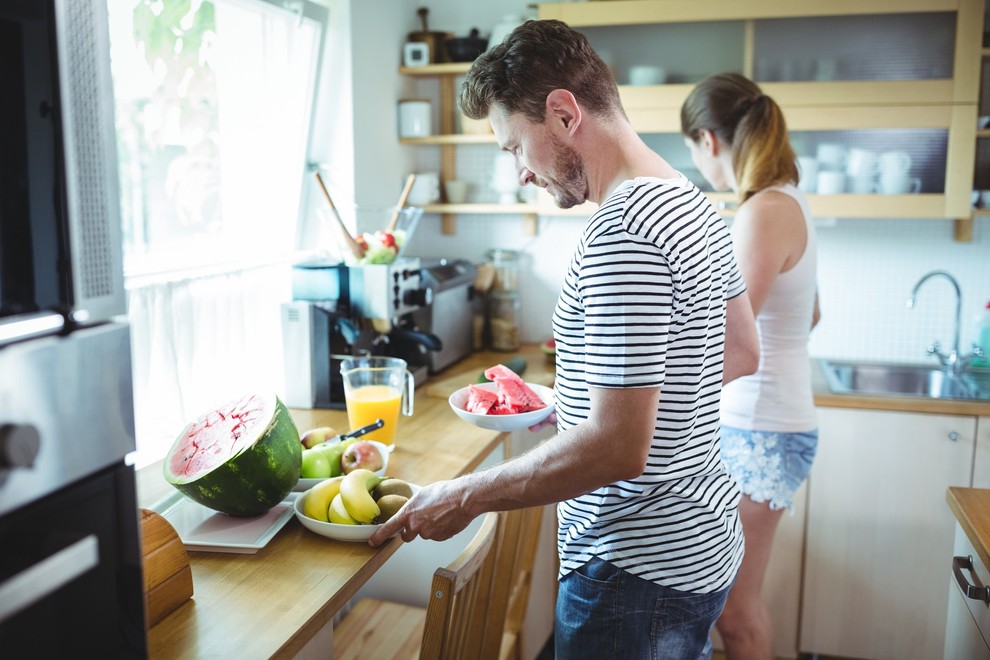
{"left": 341, "top": 440, "right": 383, "bottom": 474}
{"left": 315, "top": 441, "right": 348, "bottom": 478}
{"left": 300, "top": 447, "right": 332, "bottom": 479}
{"left": 300, "top": 426, "right": 338, "bottom": 449}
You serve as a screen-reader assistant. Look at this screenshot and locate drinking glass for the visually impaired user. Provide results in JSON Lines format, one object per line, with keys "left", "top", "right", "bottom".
{"left": 340, "top": 356, "right": 414, "bottom": 445}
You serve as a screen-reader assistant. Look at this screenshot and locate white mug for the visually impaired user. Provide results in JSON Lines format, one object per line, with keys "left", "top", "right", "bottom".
{"left": 797, "top": 157, "right": 819, "bottom": 193}
{"left": 398, "top": 100, "right": 432, "bottom": 138}
{"left": 444, "top": 180, "right": 470, "bottom": 204}
{"left": 407, "top": 172, "right": 440, "bottom": 205}
{"left": 845, "top": 148, "right": 877, "bottom": 177}
{"left": 848, "top": 174, "right": 878, "bottom": 194}
{"left": 879, "top": 151, "right": 912, "bottom": 176}
{"left": 816, "top": 143, "right": 846, "bottom": 171}
{"left": 878, "top": 174, "right": 921, "bottom": 195}
{"left": 817, "top": 170, "right": 846, "bottom": 195}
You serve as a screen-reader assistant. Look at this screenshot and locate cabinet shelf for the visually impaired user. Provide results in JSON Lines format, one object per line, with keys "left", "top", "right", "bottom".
{"left": 400, "top": 134, "right": 496, "bottom": 145}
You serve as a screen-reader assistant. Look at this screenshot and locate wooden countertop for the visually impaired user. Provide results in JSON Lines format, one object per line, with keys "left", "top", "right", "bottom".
{"left": 811, "top": 360, "right": 990, "bottom": 417}
{"left": 136, "top": 344, "right": 554, "bottom": 659}
{"left": 947, "top": 487, "right": 990, "bottom": 573}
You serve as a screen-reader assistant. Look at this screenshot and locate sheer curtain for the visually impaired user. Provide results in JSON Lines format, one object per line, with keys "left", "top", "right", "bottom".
{"left": 109, "top": 0, "right": 326, "bottom": 468}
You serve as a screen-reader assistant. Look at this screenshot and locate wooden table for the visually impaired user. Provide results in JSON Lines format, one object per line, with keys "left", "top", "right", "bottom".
{"left": 135, "top": 345, "right": 553, "bottom": 658}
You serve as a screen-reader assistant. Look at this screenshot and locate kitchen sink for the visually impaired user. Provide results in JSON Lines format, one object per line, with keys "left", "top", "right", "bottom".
{"left": 819, "top": 360, "right": 990, "bottom": 400}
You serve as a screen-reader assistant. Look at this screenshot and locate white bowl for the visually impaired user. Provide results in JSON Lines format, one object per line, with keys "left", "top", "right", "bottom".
{"left": 293, "top": 482, "right": 420, "bottom": 542}
{"left": 448, "top": 382, "right": 555, "bottom": 432}
{"left": 294, "top": 440, "right": 391, "bottom": 492}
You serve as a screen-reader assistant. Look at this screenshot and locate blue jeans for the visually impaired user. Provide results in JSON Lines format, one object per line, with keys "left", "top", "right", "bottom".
{"left": 555, "top": 557, "right": 730, "bottom": 660}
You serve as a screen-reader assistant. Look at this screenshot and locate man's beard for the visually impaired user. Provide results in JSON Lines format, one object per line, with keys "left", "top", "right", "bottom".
{"left": 544, "top": 131, "right": 586, "bottom": 209}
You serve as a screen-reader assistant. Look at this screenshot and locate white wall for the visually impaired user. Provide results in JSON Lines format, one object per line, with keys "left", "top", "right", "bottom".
{"left": 322, "top": 0, "right": 990, "bottom": 365}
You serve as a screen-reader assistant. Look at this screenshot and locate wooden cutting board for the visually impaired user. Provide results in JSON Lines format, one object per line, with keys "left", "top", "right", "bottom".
{"left": 425, "top": 368, "right": 554, "bottom": 399}
{"left": 141, "top": 508, "right": 194, "bottom": 627}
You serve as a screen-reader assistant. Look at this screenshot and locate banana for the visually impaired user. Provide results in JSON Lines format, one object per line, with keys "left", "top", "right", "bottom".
{"left": 329, "top": 493, "right": 358, "bottom": 525}
{"left": 339, "top": 468, "right": 383, "bottom": 524}
{"left": 302, "top": 476, "right": 344, "bottom": 522}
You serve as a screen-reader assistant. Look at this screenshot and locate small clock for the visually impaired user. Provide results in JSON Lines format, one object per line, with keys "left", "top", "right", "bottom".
{"left": 403, "top": 42, "right": 430, "bottom": 68}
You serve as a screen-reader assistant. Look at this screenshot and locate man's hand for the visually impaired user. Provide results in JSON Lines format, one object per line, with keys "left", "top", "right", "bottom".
{"left": 368, "top": 479, "right": 476, "bottom": 546}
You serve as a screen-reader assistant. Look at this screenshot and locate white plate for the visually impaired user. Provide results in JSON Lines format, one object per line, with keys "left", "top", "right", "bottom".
{"left": 294, "top": 440, "right": 392, "bottom": 491}
{"left": 150, "top": 490, "right": 297, "bottom": 554}
{"left": 294, "top": 482, "right": 421, "bottom": 542}
{"left": 448, "top": 382, "right": 555, "bottom": 432}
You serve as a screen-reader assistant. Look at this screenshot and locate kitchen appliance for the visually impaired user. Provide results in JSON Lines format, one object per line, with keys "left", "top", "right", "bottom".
{"left": 413, "top": 259, "right": 478, "bottom": 373}
{"left": 0, "top": 0, "right": 146, "bottom": 655}
{"left": 282, "top": 259, "right": 358, "bottom": 409}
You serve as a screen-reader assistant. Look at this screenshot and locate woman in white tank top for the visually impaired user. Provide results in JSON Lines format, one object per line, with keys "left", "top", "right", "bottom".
{"left": 681, "top": 73, "right": 821, "bottom": 660}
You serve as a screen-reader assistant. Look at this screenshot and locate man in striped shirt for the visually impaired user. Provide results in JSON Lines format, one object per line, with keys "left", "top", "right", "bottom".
{"left": 371, "top": 19, "right": 759, "bottom": 658}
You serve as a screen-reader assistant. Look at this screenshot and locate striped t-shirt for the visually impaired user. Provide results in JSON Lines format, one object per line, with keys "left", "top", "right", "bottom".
{"left": 552, "top": 175, "right": 746, "bottom": 594}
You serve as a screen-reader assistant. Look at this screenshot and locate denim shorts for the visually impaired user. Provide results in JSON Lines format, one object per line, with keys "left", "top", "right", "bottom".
{"left": 555, "top": 557, "right": 730, "bottom": 660}
{"left": 720, "top": 425, "right": 818, "bottom": 511}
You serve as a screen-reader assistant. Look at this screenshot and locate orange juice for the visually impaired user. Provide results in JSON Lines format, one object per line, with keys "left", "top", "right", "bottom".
{"left": 345, "top": 384, "right": 402, "bottom": 445}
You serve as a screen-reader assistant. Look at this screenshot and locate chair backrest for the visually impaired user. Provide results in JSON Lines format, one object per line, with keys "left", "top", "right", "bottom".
{"left": 481, "top": 506, "right": 545, "bottom": 660}
{"left": 420, "top": 511, "right": 500, "bottom": 660}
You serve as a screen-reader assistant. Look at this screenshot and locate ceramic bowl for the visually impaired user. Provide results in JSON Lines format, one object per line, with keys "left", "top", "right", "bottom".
{"left": 448, "top": 382, "right": 555, "bottom": 432}
{"left": 294, "top": 482, "right": 420, "bottom": 541}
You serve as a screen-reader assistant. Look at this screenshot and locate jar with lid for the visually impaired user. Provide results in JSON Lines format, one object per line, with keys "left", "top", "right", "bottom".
{"left": 486, "top": 248, "right": 519, "bottom": 292}
{"left": 489, "top": 290, "right": 521, "bottom": 351}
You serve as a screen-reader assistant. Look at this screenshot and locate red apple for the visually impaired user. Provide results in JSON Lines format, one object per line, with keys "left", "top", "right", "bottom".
{"left": 341, "top": 440, "right": 383, "bottom": 474}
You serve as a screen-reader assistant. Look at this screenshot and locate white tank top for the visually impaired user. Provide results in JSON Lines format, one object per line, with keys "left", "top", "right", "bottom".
{"left": 721, "top": 184, "right": 818, "bottom": 432}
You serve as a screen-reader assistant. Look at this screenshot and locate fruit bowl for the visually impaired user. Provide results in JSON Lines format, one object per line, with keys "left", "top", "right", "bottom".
{"left": 448, "top": 382, "right": 555, "bottom": 432}
{"left": 293, "top": 483, "right": 421, "bottom": 542}
{"left": 294, "top": 440, "right": 391, "bottom": 492}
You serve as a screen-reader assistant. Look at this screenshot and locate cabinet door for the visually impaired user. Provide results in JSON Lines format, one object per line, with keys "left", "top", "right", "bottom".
{"left": 944, "top": 524, "right": 990, "bottom": 660}
{"left": 711, "top": 481, "right": 807, "bottom": 659}
{"left": 800, "top": 408, "right": 976, "bottom": 660}
{"left": 973, "top": 417, "right": 990, "bottom": 488}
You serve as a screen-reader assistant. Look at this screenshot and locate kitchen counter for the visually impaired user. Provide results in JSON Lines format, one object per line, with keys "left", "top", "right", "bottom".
{"left": 812, "top": 360, "right": 990, "bottom": 417}
{"left": 136, "top": 344, "right": 554, "bottom": 659}
{"left": 947, "top": 487, "right": 990, "bottom": 577}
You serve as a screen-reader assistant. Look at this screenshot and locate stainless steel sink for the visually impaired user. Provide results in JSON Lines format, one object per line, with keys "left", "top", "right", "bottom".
{"left": 819, "top": 360, "right": 990, "bottom": 400}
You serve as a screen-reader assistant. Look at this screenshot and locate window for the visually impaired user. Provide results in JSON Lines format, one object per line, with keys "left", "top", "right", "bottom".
{"left": 107, "top": 0, "right": 327, "bottom": 467}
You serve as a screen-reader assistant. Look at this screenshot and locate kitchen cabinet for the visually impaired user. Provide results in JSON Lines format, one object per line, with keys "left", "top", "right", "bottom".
{"left": 944, "top": 520, "right": 990, "bottom": 660}
{"left": 537, "top": 0, "right": 982, "bottom": 240}
{"left": 709, "top": 482, "right": 807, "bottom": 659}
{"left": 974, "top": 416, "right": 990, "bottom": 488}
{"left": 801, "top": 407, "right": 976, "bottom": 659}
{"left": 402, "top": 1, "right": 982, "bottom": 238}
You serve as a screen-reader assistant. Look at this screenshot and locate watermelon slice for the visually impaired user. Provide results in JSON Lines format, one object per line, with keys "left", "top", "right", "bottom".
{"left": 481, "top": 364, "right": 547, "bottom": 415}
{"left": 466, "top": 384, "right": 499, "bottom": 414}
{"left": 164, "top": 393, "right": 301, "bottom": 516}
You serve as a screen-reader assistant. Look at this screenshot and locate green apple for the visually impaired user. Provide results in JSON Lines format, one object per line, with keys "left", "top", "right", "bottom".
{"left": 315, "top": 439, "right": 355, "bottom": 478}
{"left": 300, "top": 447, "right": 332, "bottom": 479}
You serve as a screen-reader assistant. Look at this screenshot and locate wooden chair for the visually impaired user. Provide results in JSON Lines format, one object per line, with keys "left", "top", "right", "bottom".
{"left": 333, "top": 505, "right": 544, "bottom": 660}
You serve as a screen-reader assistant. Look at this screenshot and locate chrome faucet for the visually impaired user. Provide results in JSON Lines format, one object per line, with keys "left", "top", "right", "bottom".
{"left": 906, "top": 270, "right": 982, "bottom": 373}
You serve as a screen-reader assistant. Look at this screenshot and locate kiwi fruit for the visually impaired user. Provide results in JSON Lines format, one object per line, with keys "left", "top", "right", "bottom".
{"left": 376, "top": 494, "right": 409, "bottom": 523}
{"left": 373, "top": 478, "right": 414, "bottom": 500}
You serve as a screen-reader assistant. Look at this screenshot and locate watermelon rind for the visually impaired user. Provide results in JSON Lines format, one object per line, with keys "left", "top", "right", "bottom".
{"left": 163, "top": 394, "right": 302, "bottom": 517}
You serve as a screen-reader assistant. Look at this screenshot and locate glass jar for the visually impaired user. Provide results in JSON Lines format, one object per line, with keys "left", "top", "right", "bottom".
{"left": 489, "top": 290, "right": 521, "bottom": 351}
{"left": 486, "top": 248, "right": 519, "bottom": 292}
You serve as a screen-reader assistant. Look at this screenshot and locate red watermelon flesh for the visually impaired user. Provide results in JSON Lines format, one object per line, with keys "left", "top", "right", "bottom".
{"left": 466, "top": 384, "right": 498, "bottom": 414}
{"left": 481, "top": 364, "right": 546, "bottom": 414}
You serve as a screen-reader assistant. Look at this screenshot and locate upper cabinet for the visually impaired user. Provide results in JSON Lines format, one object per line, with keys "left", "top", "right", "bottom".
{"left": 398, "top": 1, "right": 983, "bottom": 238}
{"left": 537, "top": 0, "right": 983, "bottom": 237}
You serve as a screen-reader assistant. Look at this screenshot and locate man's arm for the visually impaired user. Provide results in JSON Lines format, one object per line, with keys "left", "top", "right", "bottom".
{"left": 723, "top": 290, "right": 759, "bottom": 384}
{"left": 369, "top": 384, "right": 661, "bottom": 546}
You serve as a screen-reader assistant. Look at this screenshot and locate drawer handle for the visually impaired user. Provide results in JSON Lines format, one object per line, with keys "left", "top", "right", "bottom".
{"left": 953, "top": 554, "right": 990, "bottom": 603}
{"left": 0, "top": 534, "right": 99, "bottom": 623}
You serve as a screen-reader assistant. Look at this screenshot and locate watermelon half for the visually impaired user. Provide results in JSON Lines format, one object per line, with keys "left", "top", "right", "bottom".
{"left": 163, "top": 393, "right": 302, "bottom": 516}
